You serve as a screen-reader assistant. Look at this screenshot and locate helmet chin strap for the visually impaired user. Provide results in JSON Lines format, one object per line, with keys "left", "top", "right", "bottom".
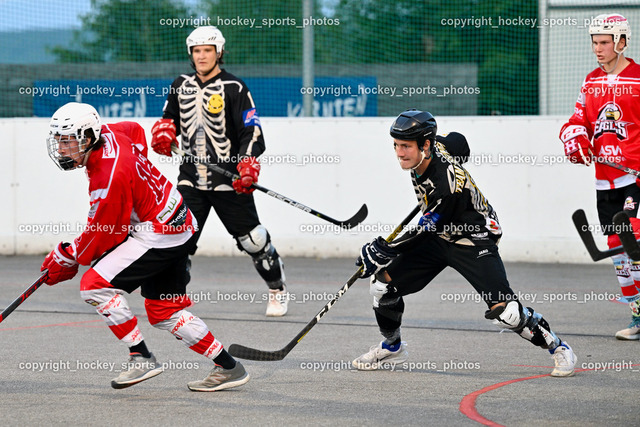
{"left": 598, "top": 52, "right": 622, "bottom": 74}
{"left": 411, "top": 151, "right": 426, "bottom": 170}
{"left": 402, "top": 148, "right": 432, "bottom": 172}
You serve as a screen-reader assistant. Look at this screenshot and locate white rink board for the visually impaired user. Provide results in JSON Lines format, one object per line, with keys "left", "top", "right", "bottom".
{"left": 0, "top": 116, "right": 600, "bottom": 263}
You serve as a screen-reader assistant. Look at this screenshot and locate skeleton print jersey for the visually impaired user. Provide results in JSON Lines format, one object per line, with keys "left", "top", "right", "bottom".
{"left": 163, "top": 69, "right": 266, "bottom": 191}
{"left": 390, "top": 142, "right": 503, "bottom": 252}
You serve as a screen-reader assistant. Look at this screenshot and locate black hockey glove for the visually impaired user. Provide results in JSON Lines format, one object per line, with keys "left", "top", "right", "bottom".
{"left": 356, "top": 236, "right": 399, "bottom": 278}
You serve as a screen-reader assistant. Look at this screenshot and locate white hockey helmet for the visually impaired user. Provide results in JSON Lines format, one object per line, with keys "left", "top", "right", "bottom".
{"left": 589, "top": 13, "right": 630, "bottom": 54}
{"left": 47, "top": 102, "right": 101, "bottom": 170}
{"left": 186, "top": 26, "right": 225, "bottom": 55}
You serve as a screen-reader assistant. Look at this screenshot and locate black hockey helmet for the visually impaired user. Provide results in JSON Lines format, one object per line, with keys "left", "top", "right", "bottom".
{"left": 390, "top": 109, "right": 437, "bottom": 151}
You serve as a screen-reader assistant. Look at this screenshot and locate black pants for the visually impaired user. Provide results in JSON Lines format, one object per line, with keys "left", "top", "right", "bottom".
{"left": 92, "top": 235, "right": 193, "bottom": 300}
{"left": 376, "top": 236, "right": 517, "bottom": 333}
{"left": 596, "top": 183, "right": 640, "bottom": 235}
{"left": 178, "top": 185, "right": 261, "bottom": 254}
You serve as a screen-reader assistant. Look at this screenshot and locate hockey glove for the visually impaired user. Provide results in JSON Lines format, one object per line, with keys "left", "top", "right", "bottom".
{"left": 561, "top": 133, "right": 593, "bottom": 166}
{"left": 151, "top": 118, "right": 177, "bottom": 157}
{"left": 356, "top": 236, "right": 399, "bottom": 279}
{"left": 233, "top": 157, "right": 260, "bottom": 194}
{"left": 41, "top": 242, "right": 79, "bottom": 286}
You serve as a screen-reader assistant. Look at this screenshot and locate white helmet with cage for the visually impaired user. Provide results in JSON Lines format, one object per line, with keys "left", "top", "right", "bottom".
{"left": 589, "top": 13, "right": 631, "bottom": 54}
{"left": 47, "top": 102, "right": 101, "bottom": 171}
{"left": 186, "top": 26, "right": 225, "bottom": 55}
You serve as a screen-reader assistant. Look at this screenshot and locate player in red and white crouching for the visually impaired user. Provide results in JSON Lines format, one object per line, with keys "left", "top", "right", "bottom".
{"left": 42, "top": 102, "right": 249, "bottom": 391}
{"left": 560, "top": 14, "right": 640, "bottom": 339}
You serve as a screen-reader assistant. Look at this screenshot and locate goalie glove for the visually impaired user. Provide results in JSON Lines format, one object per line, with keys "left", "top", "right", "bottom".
{"left": 356, "top": 236, "right": 399, "bottom": 279}
{"left": 233, "top": 157, "right": 260, "bottom": 194}
{"left": 560, "top": 125, "right": 593, "bottom": 166}
{"left": 41, "top": 242, "right": 79, "bottom": 286}
{"left": 151, "top": 118, "right": 177, "bottom": 157}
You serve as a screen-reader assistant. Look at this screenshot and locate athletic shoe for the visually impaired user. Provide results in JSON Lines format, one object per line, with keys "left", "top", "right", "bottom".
{"left": 187, "top": 362, "right": 250, "bottom": 392}
{"left": 111, "top": 353, "right": 164, "bottom": 389}
{"left": 352, "top": 341, "right": 408, "bottom": 370}
{"left": 615, "top": 300, "right": 640, "bottom": 340}
{"left": 550, "top": 342, "right": 576, "bottom": 377}
{"left": 266, "top": 285, "right": 289, "bottom": 317}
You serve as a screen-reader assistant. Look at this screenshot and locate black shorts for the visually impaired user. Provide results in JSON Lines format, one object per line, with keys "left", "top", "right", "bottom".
{"left": 597, "top": 183, "right": 640, "bottom": 235}
{"left": 385, "top": 235, "right": 516, "bottom": 307}
{"left": 178, "top": 186, "right": 261, "bottom": 253}
{"left": 92, "top": 235, "right": 192, "bottom": 300}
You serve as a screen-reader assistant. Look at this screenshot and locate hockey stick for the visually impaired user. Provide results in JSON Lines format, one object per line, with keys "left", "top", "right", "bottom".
{"left": 572, "top": 209, "right": 627, "bottom": 261}
{"left": 228, "top": 204, "right": 422, "bottom": 361}
{"left": 612, "top": 211, "right": 640, "bottom": 261}
{"left": 595, "top": 158, "right": 640, "bottom": 177}
{"left": 170, "top": 147, "right": 368, "bottom": 229}
{"left": 0, "top": 270, "right": 48, "bottom": 324}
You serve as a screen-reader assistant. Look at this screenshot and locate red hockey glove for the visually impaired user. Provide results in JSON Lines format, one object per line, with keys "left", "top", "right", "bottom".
{"left": 151, "top": 118, "right": 177, "bottom": 157}
{"left": 41, "top": 242, "right": 79, "bottom": 286}
{"left": 233, "top": 157, "right": 260, "bottom": 194}
{"left": 563, "top": 134, "right": 593, "bottom": 166}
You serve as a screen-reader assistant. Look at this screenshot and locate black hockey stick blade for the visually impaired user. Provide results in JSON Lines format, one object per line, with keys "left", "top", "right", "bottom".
{"left": 228, "top": 204, "right": 422, "bottom": 361}
{"left": 0, "top": 270, "right": 48, "bottom": 324}
{"left": 613, "top": 212, "right": 640, "bottom": 261}
{"left": 334, "top": 203, "right": 368, "bottom": 229}
{"left": 572, "top": 209, "right": 625, "bottom": 261}
{"left": 228, "top": 269, "right": 361, "bottom": 361}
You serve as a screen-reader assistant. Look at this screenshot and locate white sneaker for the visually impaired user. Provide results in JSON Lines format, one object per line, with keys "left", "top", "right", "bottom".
{"left": 352, "top": 341, "right": 408, "bottom": 370}
{"left": 615, "top": 301, "right": 640, "bottom": 340}
{"left": 550, "top": 343, "right": 576, "bottom": 377}
{"left": 111, "top": 353, "right": 164, "bottom": 389}
{"left": 187, "top": 362, "right": 250, "bottom": 392}
{"left": 266, "top": 286, "right": 289, "bottom": 317}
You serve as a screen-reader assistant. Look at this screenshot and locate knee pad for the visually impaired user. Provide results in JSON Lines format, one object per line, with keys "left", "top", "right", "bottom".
{"left": 485, "top": 301, "right": 527, "bottom": 330}
{"left": 236, "top": 225, "right": 285, "bottom": 286}
{"left": 80, "top": 269, "right": 130, "bottom": 322}
{"left": 144, "top": 297, "right": 193, "bottom": 326}
{"left": 485, "top": 301, "right": 559, "bottom": 349}
{"left": 80, "top": 269, "right": 140, "bottom": 343}
{"left": 236, "top": 225, "right": 270, "bottom": 254}
{"left": 150, "top": 307, "right": 223, "bottom": 359}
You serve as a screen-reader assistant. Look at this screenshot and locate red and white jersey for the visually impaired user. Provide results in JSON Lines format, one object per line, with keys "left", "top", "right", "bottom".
{"left": 71, "top": 121, "right": 196, "bottom": 265}
{"left": 560, "top": 58, "right": 640, "bottom": 190}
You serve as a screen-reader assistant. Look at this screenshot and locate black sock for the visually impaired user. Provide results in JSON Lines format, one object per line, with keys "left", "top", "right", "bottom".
{"left": 129, "top": 341, "right": 151, "bottom": 358}
{"left": 213, "top": 349, "right": 237, "bottom": 370}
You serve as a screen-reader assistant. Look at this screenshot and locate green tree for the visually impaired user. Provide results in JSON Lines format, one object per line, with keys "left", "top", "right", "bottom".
{"left": 201, "top": 0, "right": 304, "bottom": 64}
{"left": 50, "top": 0, "right": 192, "bottom": 62}
{"left": 322, "top": 0, "right": 538, "bottom": 114}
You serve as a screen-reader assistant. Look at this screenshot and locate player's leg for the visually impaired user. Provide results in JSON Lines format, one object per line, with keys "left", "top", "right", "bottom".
{"left": 80, "top": 237, "right": 164, "bottom": 389}
{"left": 177, "top": 185, "right": 213, "bottom": 283}
{"left": 449, "top": 244, "right": 576, "bottom": 377}
{"left": 598, "top": 186, "right": 640, "bottom": 340}
{"left": 132, "top": 245, "right": 249, "bottom": 392}
{"left": 211, "top": 190, "right": 288, "bottom": 317}
{"left": 353, "top": 236, "right": 446, "bottom": 370}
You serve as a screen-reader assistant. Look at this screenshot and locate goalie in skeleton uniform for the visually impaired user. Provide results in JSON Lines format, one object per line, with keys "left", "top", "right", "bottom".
{"left": 43, "top": 102, "right": 250, "bottom": 391}
{"left": 152, "top": 26, "right": 289, "bottom": 317}
{"left": 561, "top": 14, "right": 640, "bottom": 340}
{"left": 352, "top": 110, "right": 577, "bottom": 377}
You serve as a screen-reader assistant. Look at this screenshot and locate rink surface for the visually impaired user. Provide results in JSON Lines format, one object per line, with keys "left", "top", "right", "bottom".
{"left": 0, "top": 255, "right": 637, "bottom": 426}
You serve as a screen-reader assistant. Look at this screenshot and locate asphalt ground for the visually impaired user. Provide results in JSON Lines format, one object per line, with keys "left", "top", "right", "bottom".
{"left": 0, "top": 255, "right": 638, "bottom": 426}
